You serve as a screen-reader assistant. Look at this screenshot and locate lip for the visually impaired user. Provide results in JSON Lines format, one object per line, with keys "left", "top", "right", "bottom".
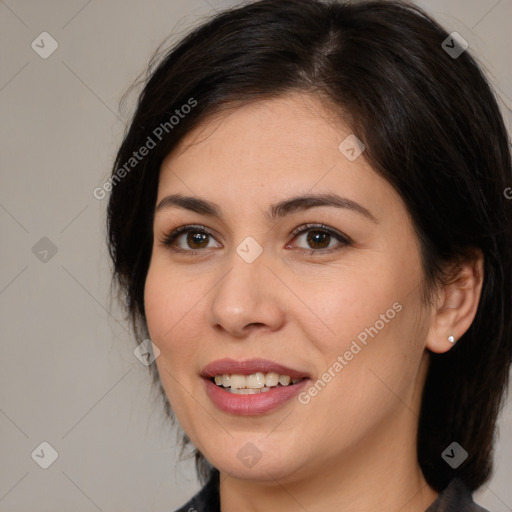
{"left": 201, "top": 358, "right": 311, "bottom": 416}
{"left": 203, "top": 377, "right": 310, "bottom": 415}
{"left": 201, "top": 358, "right": 310, "bottom": 380}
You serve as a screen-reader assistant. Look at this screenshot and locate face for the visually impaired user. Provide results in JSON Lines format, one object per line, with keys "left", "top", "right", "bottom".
{"left": 144, "top": 93, "right": 433, "bottom": 484}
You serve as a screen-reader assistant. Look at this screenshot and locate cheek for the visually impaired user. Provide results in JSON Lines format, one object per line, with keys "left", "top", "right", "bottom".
{"left": 144, "top": 261, "right": 205, "bottom": 370}
{"left": 143, "top": 264, "right": 171, "bottom": 343}
{"left": 144, "top": 262, "right": 209, "bottom": 426}
{"left": 298, "top": 250, "right": 426, "bottom": 403}
{"left": 299, "top": 265, "right": 405, "bottom": 356}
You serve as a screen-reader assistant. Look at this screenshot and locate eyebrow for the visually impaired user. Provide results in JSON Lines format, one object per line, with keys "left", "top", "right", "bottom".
{"left": 155, "top": 192, "right": 378, "bottom": 223}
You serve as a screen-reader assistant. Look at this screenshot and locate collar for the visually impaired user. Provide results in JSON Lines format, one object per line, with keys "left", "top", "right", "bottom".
{"left": 174, "top": 472, "right": 490, "bottom": 512}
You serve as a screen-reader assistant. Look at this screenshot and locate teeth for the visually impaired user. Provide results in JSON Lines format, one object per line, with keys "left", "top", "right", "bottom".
{"left": 279, "top": 375, "right": 291, "bottom": 386}
{"left": 246, "top": 372, "right": 265, "bottom": 388}
{"left": 212, "top": 372, "right": 304, "bottom": 390}
{"left": 265, "top": 372, "right": 279, "bottom": 387}
{"left": 228, "top": 387, "right": 272, "bottom": 394}
{"left": 230, "top": 374, "right": 246, "bottom": 389}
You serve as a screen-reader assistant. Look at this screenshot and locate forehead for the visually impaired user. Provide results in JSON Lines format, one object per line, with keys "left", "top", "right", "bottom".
{"left": 157, "top": 93, "right": 398, "bottom": 214}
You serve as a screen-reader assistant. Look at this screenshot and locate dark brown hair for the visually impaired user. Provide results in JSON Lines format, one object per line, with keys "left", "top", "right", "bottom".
{"left": 107, "top": 0, "right": 512, "bottom": 492}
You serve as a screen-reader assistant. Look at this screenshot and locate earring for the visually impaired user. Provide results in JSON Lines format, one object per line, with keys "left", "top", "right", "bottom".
{"left": 448, "top": 335, "right": 455, "bottom": 343}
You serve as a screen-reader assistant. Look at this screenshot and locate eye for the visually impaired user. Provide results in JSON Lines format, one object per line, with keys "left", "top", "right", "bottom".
{"left": 160, "top": 223, "right": 351, "bottom": 255}
{"left": 288, "top": 223, "right": 351, "bottom": 254}
{"left": 161, "top": 224, "right": 221, "bottom": 252}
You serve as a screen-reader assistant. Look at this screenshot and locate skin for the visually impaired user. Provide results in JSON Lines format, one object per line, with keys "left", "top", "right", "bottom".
{"left": 144, "top": 93, "right": 483, "bottom": 512}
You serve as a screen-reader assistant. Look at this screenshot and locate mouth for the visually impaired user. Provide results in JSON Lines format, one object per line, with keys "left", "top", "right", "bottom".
{"left": 201, "top": 358, "right": 311, "bottom": 414}
{"left": 209, "top": 372, "right": 306, "bottom": 394}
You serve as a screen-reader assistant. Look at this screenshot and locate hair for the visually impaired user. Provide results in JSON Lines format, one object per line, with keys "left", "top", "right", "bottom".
{"left": 106, "top": 0, "right": 512, "bottom": 492}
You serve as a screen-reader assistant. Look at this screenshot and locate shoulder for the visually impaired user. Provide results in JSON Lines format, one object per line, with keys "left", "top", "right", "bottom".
{"left": 425, "top": 478, "right": 490, "bottom": 512}
{"left": 172, "top": 472, "right": 220, "bottom": 512}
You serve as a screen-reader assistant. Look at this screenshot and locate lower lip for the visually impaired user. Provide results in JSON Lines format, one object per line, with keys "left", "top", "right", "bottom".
{"left": 204, "top": 378, "right": 310, "bottom": 415}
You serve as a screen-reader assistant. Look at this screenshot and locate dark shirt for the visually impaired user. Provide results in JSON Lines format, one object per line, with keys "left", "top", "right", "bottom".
{"left": 174, "top": 471, "right": 490, "bottom": 512}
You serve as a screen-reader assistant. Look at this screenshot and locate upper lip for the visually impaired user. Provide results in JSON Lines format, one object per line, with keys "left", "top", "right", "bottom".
{"left": 201, "top": 358, "right": 310, "bottom": 380}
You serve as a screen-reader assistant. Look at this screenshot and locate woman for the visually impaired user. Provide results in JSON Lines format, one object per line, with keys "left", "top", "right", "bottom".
{"left": 106, "top": 0, "right": 512, "bottom": 510}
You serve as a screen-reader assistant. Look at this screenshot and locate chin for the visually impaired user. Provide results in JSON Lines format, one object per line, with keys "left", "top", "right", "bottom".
{"left": 203, "top": 436, "right": 309, "bottom": 483}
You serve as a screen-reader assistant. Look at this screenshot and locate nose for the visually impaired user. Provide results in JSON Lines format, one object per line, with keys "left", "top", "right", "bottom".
{"left": 208, "top": 248, "right": 286, "bottom": 338}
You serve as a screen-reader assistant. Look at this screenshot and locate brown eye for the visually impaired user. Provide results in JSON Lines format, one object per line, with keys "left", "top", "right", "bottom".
{"left": 162, "top": 225, "right": 221, "bottom": 252}
{"left": 162, "top": 223, "right": 350, "bottom": 255}
{"left": 290, "top": 224, "right": 350, "bottom": 253}
{"left": 185, "top": 231, "right": 210, "bottom": 249}
{"left": 305, "top": 230, "right": 332, "bottom": 250}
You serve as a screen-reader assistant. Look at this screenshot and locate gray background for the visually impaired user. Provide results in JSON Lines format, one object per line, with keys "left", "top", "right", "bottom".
{"left": 0, "top": 0, "right": 511, "bottom": 510}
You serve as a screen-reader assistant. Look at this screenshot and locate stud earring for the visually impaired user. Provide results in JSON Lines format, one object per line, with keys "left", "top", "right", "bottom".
{"left": 448, "top": 335, "right": 455, "bottom": 343}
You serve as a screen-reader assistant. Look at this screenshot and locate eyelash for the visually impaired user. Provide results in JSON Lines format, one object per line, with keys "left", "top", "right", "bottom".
{"left": 160, "top": 223, "right": 352, "bottom": 256}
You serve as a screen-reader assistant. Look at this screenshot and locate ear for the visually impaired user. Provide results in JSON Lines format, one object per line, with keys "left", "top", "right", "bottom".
{"left": 425, "top": 249, "right": 484, "bottom": 354}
